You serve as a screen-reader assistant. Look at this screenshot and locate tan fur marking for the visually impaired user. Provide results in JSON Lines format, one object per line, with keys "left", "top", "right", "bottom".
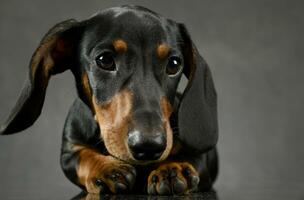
{"left": 30, "top": 37, "right": 57, "bottom": 88}
{"left": 72, "top": 144, "right": 86, "bottom": 152}
{"left": 93, "top": 90, "right": 133, "bottom": 161}
{"left": 82, "top": 73, "right": 93, "bottom": 110}
{"left": 30, "top": 37, "right": 73, "bottom": 89}
{"left": 157, "top": 44, "right": 170, "bottom": 59}
{"left": 161, "top": 97, "right": 173, "bottom": 119}
{"left": 159, "top": 97, "right": 173, "bottom": 161}
{"left": 75, "top": 145, "right": 118, "bottom": 193}
{"left": 113, "top": 39, "right": 128, "bottom": 54}
{"left": 76, "top": 146, "right": 104, "bottom": 186}
{"left": 30, "top": 37, "right": 55, "bottom": 78}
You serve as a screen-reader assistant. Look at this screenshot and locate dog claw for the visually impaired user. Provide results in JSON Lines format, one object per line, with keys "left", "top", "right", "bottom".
{"left": 152, "top": 175, "right": 158, "bottom": 183}
{"left": 95, "top": 179, "right": 103, "bottom": 187}
{"left": 147, "top": 162, "right": 199, "bottom": 195}
{"left": 114, "top": 182, "right": 128, "bottom": 193}
{"left": 158, "top": 180, "right": 171, "bottom": 195}
{"left": 86, "top": 162, "right": 136, "bottom": 194}
{"left": 172, "top": 177, "right": 187, "bottom": 194}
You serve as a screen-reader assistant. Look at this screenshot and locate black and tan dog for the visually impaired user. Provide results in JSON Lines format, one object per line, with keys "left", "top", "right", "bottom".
{"left": 0, "top": 5, "right": 218, "bottom": 195}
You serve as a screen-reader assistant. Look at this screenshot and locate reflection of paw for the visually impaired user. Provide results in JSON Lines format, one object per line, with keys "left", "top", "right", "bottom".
{"left": 147, "top": 162, "right": 199, "bottom": 195}
{"left": 85, "top": 159, "right": 136, "bottom": 194}
{"left": 79, "top": 193, "right": 99, "bottom": 200}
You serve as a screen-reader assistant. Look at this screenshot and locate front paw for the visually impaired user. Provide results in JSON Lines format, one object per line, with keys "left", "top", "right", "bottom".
{"left": 147, "top": 162, "right": 199, "bottom": 195}
{"left": 85, "top": 157, "right": 136, "bottom": 194}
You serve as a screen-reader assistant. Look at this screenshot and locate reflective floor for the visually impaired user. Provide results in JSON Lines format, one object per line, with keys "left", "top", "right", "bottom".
{"left": 71, "top": 191, "right": 218, "bottom": 200}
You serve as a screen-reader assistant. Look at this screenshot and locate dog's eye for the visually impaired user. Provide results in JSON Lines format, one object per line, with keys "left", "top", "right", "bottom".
{"left": 95, "top": 52, "right": 116, "bottom": 71}
{"left": 166, "top": 56, "right": 182, "bottom": 75}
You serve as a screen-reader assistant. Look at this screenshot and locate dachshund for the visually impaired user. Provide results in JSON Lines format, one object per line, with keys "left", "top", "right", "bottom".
{"left": 0, "top": 5, "right": 218, "bottom": 195}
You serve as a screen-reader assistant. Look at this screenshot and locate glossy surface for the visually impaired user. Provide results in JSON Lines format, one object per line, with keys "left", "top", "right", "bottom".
{"left": 72, "top": 191, "right": 217, "bottom": 200}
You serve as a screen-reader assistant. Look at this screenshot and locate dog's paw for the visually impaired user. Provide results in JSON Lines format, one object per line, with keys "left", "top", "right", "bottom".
{"left": 85, "top": 157, "right": 136, "bottom": 194}
{"left": 147, "top": 162, "right": 199, "bottom": 195}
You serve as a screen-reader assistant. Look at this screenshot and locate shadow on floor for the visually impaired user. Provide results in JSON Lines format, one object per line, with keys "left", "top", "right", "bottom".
{"left": 71, "top": 191, "right": 218, "bottom": 200}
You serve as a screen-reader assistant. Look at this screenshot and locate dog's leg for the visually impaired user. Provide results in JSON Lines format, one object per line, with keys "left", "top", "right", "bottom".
{"left": 72, "top": 145, "right": 136, "bottom": 194}
{"left": 60, "top": 99, "right": 136, "bottom": 194}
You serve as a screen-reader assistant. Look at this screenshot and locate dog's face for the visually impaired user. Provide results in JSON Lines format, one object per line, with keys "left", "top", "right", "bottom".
{"left": 0, "top": 5, "right": 218, "bottom": 164}
{"left": 78, "top": 7, "right": 184, "bottom": 163}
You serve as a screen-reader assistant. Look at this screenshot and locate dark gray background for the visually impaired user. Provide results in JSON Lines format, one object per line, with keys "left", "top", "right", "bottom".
{"left": 0, "top": 0, "right": 303, "bottom": 199}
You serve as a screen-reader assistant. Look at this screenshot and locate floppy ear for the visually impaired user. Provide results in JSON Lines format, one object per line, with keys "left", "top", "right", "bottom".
{"left": 0, "top": 19, "right": 82, "bottom": 135}
{"left": 177, "top": 24, "right": 218, "bottom": 153}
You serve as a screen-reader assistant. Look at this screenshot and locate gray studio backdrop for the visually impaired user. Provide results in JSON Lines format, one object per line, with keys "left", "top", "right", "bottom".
{"left": 0, "top": 0, "right": 303, "bottom": 199}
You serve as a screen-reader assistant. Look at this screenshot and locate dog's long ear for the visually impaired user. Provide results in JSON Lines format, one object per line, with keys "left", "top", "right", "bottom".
{"left": 0, "top": 19, "right": 83, "bottom": 135}
{"left": 177, "top": 24, "right": 218, "bottom": 153}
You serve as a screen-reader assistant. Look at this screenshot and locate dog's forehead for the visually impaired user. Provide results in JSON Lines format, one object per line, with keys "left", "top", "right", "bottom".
{"left": 83, "top": 6, "right": 179, "bottom": 48}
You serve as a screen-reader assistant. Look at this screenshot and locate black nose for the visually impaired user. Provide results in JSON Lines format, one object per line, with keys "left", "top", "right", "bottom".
{"left": 128, "top": 130, "right": 166, "bottom": 161}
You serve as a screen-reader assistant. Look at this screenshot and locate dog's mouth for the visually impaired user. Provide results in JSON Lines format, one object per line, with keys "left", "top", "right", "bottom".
{"left": 109, "top": 153, "right": 163, "bottom": 166}
{"left": 97, "top": 125, "right": 173, "bottom": 165}
{"left": 92, "top": 90, "right": 174, "bottom": 165}
{"left": 101, "top": 130, "right": 173, "bottom": 165}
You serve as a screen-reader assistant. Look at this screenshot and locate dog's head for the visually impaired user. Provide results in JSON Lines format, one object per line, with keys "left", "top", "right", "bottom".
{"left": 0, "top": 5, "right": 218, "bottom": 164}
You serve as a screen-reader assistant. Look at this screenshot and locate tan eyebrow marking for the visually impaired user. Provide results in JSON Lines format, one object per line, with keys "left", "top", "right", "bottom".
{"left": 157, "top": 44, "right": 170, "bottom": 59}
{"left": 113, "top": 39, "right": 128, "bottom": 54}
{"left": 82, "top": 72, "right": 93, "bottom": 111}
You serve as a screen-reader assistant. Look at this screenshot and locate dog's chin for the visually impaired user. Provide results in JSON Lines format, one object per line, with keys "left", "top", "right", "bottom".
{"left": 128, "top": 157, "right": 167, "bottom": 166}
{"left": 108, "top": 151, "right": 170, "bottom": 166}
{"left": 103, "top": 136, "right": 173, "bottom": 165}
{"left": 121, "top": 157, "right": 168, "bottom": 166}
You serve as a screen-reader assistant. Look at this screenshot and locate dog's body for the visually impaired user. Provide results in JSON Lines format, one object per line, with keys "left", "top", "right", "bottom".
{"left": 0, "top": 5, "right": 218, "bottom": 195}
